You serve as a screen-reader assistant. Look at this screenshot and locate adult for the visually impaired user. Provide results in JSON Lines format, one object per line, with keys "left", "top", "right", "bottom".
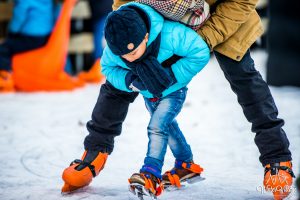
{"left": 62, "top": 0, "right": 294, "bottom": 198}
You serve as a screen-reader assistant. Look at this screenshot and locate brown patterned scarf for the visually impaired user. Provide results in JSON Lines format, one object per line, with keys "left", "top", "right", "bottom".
{"left": 136, "top": 0, "right": 210, "bottom": 30}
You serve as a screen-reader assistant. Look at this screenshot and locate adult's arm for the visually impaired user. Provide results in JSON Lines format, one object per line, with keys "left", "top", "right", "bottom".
{"left": 198, "top": 0, "right": 259, "bottom": 49}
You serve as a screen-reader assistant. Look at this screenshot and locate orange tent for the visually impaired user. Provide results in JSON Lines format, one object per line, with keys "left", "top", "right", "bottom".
{"left": 12, "top": 0, "right": 84, "bottom": 92}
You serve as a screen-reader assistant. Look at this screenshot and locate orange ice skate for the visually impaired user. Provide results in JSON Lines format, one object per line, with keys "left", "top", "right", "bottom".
{"left": 61, "top": 150, "right": 108, "bottom": 194}
{"left": 264, "top": 161, "right": 295, "bottom": 200}
{"left": 162, "top": 160, "right": 204, "bottom": 189}
{"left": 128, "top": 172, "right": 164, "bottom": 199}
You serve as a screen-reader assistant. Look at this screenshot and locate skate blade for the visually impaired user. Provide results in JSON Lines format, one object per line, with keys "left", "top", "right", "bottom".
{"left": 61, "top": 183, "right": 84, "bottom": 195}
{"left": 129, "top": 183, "right": 157, "bottom": 200}
{"left": 164, "top": 175, "right": 205, "bottom": 191}
{"left": 186, "top": 175, "right": 205, "bottom": 184}
{"left": 164, "top": 184, "right": 186, "bottom": 191}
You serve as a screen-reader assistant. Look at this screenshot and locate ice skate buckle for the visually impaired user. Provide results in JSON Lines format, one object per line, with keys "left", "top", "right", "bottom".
{"left": 70, "top": 159, "right": 97, "bottom": 177}
{"left": 264, "top": 163, "right": 295, "bottom": 178}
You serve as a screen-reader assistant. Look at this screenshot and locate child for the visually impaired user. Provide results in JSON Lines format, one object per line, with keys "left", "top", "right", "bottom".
{"left": 103, "top": 2, "right": 210, "bottom": 197}
{"left": 61, "top": 1, "right": 210, "bottom": 196}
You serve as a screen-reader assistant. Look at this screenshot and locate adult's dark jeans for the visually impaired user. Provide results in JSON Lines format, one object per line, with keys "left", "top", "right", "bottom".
{"left": 84, "top": 81, "right": 138, "bottom": 154}
{"left": 0, "top": 33, "right": 49, "bottom": 71}
{"left": 84, "top": 50, "right": 292, "bottom": 166}
{"left": 214, "top": 50, "right": 292, "bottom": 166}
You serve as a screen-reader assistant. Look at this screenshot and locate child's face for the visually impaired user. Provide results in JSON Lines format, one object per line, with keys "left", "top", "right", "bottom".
{"left": 121, "top": 33, "right": 149, "bottom": 62}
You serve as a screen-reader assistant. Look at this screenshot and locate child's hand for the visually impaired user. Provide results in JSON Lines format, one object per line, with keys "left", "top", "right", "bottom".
{"left": 131, "top": 78, "right": 146, "bottom": 91}
{"left": 125, "top": 71, "right": 146, "bottom": 92}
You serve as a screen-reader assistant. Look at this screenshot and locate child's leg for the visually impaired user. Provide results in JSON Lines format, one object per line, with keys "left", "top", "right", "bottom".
{"left": 162, "top": 121, "right": 203, "bottom": 188}
{"left": 143, "top": 87, "right": 187, "bottom": 174}
{"left": 128, "top": 88, "right": 187, "bottom": 196}
{"left": 168, "top": 120, "right": 193, "bottom": 163}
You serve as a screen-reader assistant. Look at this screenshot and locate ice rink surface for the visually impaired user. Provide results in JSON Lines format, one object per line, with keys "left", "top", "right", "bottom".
{"left": 0, "top": 50, "right": 299, "bottom": 200}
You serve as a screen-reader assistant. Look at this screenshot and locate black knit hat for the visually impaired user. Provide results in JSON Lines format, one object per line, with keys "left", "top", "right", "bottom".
{"left": 104, "top": 6, "right": 147, "bottom": 55}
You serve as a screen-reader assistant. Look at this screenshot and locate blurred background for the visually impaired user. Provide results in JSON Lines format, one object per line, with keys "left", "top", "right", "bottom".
{"left": 1, "top": 0, "right": 299, "bottom": 88}
{"left": 0, "top": 0, "right": 269, "bottom": 76}
{"left": 0, "top": 0, "right": 112, "bottom": 75}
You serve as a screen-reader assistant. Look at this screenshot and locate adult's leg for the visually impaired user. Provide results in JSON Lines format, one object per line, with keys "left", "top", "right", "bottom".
{"left": 84, "top": 81, "right": 138, "bottom": 154}
{"left": 62, "top": 81, "right": 137, "bottom": 192}
{"left": 214, "top": 50, "right": 291, "bottom": 166}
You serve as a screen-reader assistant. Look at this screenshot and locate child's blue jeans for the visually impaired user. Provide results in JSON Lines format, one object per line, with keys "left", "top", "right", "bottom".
{"left": 143, "top": 87, "right": 193, "bottom": 174}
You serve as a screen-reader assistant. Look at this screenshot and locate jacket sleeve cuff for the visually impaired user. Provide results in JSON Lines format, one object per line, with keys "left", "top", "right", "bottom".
{"left": 197, "top": 28, "right": 215, "bottom": 51}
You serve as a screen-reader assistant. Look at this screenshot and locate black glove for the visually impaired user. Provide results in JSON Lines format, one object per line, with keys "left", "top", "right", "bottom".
{"left": 131, "top": 77, "right": 147, "bottom": 91}
{"left": 125, "top": 71, "right": 146, "bottom": 92}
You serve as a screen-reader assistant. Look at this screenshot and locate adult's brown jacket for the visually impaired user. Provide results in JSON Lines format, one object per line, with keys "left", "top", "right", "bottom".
{"left": 112, "top": 0, "right": 264, "bottom": 61}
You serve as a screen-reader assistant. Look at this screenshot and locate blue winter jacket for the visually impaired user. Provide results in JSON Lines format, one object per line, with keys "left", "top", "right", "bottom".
{"left": 9, "top": 0, "right": 54, "bottom": 36}
{"left": 101, "top": 2, "right": 210, "bottom": 98}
